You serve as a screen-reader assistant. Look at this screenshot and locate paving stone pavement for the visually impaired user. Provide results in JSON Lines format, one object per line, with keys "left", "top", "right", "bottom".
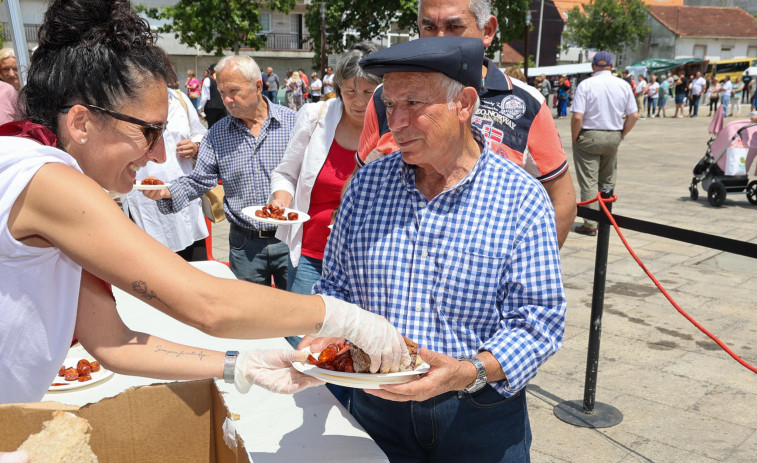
{"left": 209, "top": 106, "right": 757, "bottom": 463}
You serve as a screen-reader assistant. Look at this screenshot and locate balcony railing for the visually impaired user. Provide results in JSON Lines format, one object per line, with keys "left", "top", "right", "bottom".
{"left": 259, "top": 33, "right": 310, "bottom": 51}
{"left": 1, "top": 23, "right": 41, "bottom": 43}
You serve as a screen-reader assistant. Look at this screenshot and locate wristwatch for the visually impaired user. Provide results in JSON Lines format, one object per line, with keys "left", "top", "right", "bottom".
{"left": 223, "top": 351, "right": 239, "bottom": 383}
{"left": 458, "top": 356, "right": 487, "bottom": 394}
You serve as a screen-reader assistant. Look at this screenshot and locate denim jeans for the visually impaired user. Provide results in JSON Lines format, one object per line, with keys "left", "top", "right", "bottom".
{"left": 287, "top": 255, "right": 323, "bottom": 295}
{"left": 691, "top": 94, "right": 702, "bottom": 116}
{"left": 647, "top": 97, "right": 657, "bottom": 117}
{"left": 228, "top": 227, "right": 289, "bottom": 289}
{"left": 284, "top": 255, "right": 323, "bottom": 348}
{"left": 351, "top": 386, "right": 531, "bottom": 463}
{"left": 721, "top": 94, "right": 730, "bottom": 117}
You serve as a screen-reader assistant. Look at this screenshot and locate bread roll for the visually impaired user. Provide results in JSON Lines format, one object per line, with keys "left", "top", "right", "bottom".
{"left": 17, "top": 411, "right": 97, "bottom": 462}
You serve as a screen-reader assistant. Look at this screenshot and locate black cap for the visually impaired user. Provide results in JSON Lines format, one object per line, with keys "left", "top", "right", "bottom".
{"left": 208, "top": 64, "right": 216, "bottom": 72}
{"left": 359, "top": 36, "right": 484, "bottom": 92}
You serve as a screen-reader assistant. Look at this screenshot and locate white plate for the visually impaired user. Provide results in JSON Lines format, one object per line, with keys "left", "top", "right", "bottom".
{"left": 133, "top": 182, "right": 171, "bottom": 190}
{"left": 241, "top": 206, "right": 310, "bottom": 225}
{"left": 293, "top": 348, "right": 429, "bottom": 389}
{"left": 48, "top": 354, "right": 114, "bottom": 392}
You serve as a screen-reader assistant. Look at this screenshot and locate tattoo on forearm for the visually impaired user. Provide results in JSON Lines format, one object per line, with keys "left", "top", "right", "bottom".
{"left": 155, "top": 345, "right": 208, "bottom": 361}
{"left": 132, "top": 281, "right": 164, "bottom": 304}
{"left": 315, "top": 323, "right": 323, "bottom": 332}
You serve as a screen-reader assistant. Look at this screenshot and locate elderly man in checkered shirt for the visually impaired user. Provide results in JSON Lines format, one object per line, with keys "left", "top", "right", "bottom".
{"left": 309, "top": 37, "right": 566, "bottom": 463}
{"left": 150, "top": 55, "right": 295, "bottom": 288}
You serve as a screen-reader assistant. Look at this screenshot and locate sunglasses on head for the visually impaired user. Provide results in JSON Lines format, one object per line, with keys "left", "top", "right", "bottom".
{"left": 60, "top": 104, "right": 167, "bottom": 152}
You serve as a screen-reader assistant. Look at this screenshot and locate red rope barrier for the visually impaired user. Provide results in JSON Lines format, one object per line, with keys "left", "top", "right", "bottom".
{"left": 579, "top": 193, "right": 757, "bottom": 374}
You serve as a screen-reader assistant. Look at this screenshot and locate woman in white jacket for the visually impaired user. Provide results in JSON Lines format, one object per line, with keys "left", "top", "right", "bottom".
{"left": 269, "top": 42, "right": 381, "bottom": 295}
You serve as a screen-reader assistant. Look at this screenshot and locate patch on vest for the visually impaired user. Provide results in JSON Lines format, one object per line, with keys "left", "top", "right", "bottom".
{"left": 499, "top": 95, "right": 526, "bottom": 120}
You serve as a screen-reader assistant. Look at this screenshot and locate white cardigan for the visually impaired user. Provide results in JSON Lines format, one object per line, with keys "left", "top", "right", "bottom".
{"left": 271, "top": 97, "right": 344, "bottom": 267}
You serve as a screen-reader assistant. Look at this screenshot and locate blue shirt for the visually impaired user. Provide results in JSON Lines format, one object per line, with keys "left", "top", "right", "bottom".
{"left": 313, "top": 140, "right": 566, "bottom": 397}
{"left": 158, "top": 98, "right": 296, "bottom": 231}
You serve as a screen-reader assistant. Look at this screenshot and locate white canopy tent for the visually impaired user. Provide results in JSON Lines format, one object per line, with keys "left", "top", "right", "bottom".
{"left": 523, "top": 62, "right": 594, "bottom": 78}
{"left": 743, "top": 66, "right": 757, "bottom": 77}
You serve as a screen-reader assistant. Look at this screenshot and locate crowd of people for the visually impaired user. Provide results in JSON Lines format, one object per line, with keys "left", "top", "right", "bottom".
{"left": 534, "top": 68, "right": 756, "bottom": 121}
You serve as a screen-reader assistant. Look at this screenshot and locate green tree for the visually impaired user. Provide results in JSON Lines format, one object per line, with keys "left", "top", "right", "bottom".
{"left": 562, "top": 0, "right": 650, "bottom": 53}
{"left": 138, "top": 0, "right": 296, "bottom": 56}
{"left": 304, "top": 0, "right": 531, "bottom": 71}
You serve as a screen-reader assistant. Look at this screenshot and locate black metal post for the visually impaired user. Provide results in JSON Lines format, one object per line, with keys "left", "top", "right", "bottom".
{"left": 554, "top": 187, "right": 623, "bottom": 428}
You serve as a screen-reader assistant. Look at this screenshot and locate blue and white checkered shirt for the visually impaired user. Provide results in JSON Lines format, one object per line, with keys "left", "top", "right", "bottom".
{"left": 158, "top": 98, "right": 296, "bottom": 231}
{"left": 313, "top": 141, "right": 566, "bottom": 397}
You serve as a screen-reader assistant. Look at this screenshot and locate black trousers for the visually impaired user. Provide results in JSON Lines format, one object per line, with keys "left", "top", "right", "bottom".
{"left": 205, "top": 108, "right": 228, "bottom": 128}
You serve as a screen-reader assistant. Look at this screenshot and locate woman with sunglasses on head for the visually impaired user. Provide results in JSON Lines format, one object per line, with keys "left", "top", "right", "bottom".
{"left": 0, "top": 0, "right": 408, "bottom": 405}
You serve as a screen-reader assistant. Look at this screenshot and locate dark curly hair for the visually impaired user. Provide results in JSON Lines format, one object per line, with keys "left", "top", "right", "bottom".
{"left": 20, "top": 0, "right": 169, "bottom": 134}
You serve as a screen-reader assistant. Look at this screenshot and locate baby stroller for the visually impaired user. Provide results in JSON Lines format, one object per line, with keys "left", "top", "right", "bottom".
{"left": 689, "top": 113, "right": 757, "bottom": 207}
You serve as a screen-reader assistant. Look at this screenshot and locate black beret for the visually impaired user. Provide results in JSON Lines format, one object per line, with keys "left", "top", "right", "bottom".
{"left": 359, "top": 36, "right": 484, "bottom": 92}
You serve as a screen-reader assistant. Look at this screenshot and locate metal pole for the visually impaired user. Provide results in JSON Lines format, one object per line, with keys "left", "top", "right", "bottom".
{"left": 536, "top": 0, "right": 545, "bottom": 67}
{"left": 524, "top": 11, "right": 531, "bottom": 79}
{"left": 6, "top": 0, "right": 30, "bottom": 87}
{"left": 320, "top": 4, "right": 327, "bottom": 76}
{"left": 554, "top": 187, "right": 623, "bottom": 428}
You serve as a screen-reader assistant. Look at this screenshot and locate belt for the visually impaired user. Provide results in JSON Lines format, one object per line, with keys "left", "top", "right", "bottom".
{"left": 582, "top": 129, "right": 621, "bottom": 132}
{"left": 230, "top": 222, "right": 277, "bottom": 239}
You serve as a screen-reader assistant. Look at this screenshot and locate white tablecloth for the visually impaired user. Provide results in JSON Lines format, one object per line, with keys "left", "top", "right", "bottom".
{"left": 42, "top": 260, "right": 388, "bottom": 463}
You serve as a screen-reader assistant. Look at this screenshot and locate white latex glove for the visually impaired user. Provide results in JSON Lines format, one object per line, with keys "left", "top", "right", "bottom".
{"left": 234, "top": 349, "right": 324, "bottom": 394}
{"left": 0, "top": 451, "right": 29, "bottom": 463}
{"left": 312, "top": 295, "right": 410, "bottom": 373}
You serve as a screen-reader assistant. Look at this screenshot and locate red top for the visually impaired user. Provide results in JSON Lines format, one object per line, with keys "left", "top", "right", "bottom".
{"left": 301, "top": 139, "right": 355, "bottom": 260}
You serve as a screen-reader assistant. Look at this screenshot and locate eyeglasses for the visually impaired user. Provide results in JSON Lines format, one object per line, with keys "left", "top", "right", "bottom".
{"left": 60, "top": 104, "right": 167, "bottom": 152}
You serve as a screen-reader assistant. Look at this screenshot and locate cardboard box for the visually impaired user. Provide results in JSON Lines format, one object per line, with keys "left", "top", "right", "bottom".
{"left": 0, "top": 379, "right": 249, "bottom": 462}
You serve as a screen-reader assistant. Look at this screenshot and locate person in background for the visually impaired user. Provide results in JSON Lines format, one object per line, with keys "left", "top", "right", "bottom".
{"left": 707, "top": 76, "right": 721, "bottom": 117}
{"left": 689, "top": 71, "right": 706, "bottom": 118}
{"left": 185, "top": 70, "right": 200, "bottom": 110}
{"left": 504, "top": 66, "right": 526, "bottom": 83}
{"left": 0, "top": 48, "right": 20, "bottom": 91}
{"left": 720, "top": 75, "right": 732, "bottom": 118}
{"left": 0, "top": 0, "right": 409, "bottom": 407}
{"left": 539, "top": 72, "right": 552, "bottom": 108}
{"left": 147, "top": 56, "right": 293, "bottom": 288}
{"left": 312, "top": 36, "right": 566, "bottom": 462}
{"left": 198, "top": 65, "right": 228, "bottom": 128}
{"left": 284, "top": 69, "right": 294, "bottom": 108}
{"left": 570, "top": 51, "right": 639, "bottom": 236}
{"left": 731, "top": 76, "right": 744, "bottom": 117}
{"left": 309, "top": 72, "right": 322, "bottom": 103}
{"left": 266, "top": 67, "right": 280, "bottom": 103}
{"left": 322, "top": 66, "right": 335, "bottom": 100}
{"left": 122, "top": 63, "right": 209, "bottom": 261}
{"left": 287, "top": 71, "right": 305, "bottom": 110}
{"left": 557, "top": 75, "right": 569, "bottom": 118}
{"left": 645, "top": 74, "right": 659, "bottom": 119}
{"left": 656, "top": 73, "right": 670, "bottom": 118}
{"left": 298, "top": 68, "right": 310, "bottom": 102}
{"left": 269, "top": 42, "right": 380, "bottom": 297}
{"left": 635, "top": 74, "right": 647, "bottom": 119}
{"left": 674, "top": 72, "right": 688, "bottom": 118}
{"left": 0, "top": 79, "right": 18, "bottom": 124}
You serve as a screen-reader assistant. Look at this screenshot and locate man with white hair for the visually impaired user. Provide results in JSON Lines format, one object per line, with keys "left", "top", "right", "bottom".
{"left": 314, "top": 36, "right": 566, "bottom": 462}
{"left": 151, "top": 56, "right": 296, "bottom": 287}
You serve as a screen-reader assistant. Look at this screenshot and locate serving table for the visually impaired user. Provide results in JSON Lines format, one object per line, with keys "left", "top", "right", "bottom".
{"left": 42, "top": 260, "right": 388, "bottom": 463}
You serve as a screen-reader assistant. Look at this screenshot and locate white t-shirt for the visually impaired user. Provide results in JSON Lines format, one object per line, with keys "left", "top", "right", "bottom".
{"left": 571, "top": 70, "right": 638, "bottom": 131}
{"left": 646, "top": 82, "right": 660, "bottom": 98}
{"left": 692, "top": 77, "right": 707, "bottom": 96}
{"left": 122, "top": 89, "right": 208, "bottom": 252}
{"left": 0, "top": 137, "right": 83, "bottom": 403}
{"left": 323, "top": 73, "right": 334, "bottom": 94}
{"left": 721, "top": 80, "right": 732, "bottom": 97}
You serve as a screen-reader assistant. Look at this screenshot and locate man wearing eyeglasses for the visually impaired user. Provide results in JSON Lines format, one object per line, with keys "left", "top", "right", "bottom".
{"left": 148, "top": 56, "right": 297, "bottom": 288}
